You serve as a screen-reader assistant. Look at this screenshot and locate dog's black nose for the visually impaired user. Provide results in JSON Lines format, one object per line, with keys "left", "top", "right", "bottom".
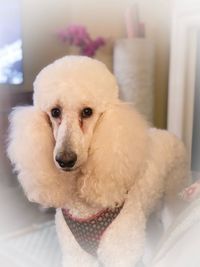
{"left": 56, "top": 152, "right": 77, "bottom": 169}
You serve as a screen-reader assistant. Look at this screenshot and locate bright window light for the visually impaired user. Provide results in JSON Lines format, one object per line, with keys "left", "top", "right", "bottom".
{"left": 0, "top": 0, "right": 23, "bottom": 85}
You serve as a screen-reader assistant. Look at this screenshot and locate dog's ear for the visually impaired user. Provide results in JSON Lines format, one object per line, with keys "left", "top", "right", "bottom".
{"left": 7, "top": 106, "right": 71, "bottom": 208}
{"left": 79, "top": 103, "right": 149, "bottom": 208}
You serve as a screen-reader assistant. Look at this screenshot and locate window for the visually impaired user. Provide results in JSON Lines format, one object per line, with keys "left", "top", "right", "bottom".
{"left": 0, "top": 0, "right": 23, "bottom": 84}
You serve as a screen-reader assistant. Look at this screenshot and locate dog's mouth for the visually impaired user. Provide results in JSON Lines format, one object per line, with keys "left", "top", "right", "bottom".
{"left": 60, "top": 166, "right": 78, "bottom": 172}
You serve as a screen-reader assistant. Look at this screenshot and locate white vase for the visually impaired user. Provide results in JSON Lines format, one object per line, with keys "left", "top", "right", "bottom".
{"left": 113, "top": 38, "right": 155, "bottom": 123}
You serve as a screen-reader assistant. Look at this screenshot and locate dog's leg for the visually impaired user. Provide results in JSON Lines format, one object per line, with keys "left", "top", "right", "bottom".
{"left": 97, "top": 186, "right": 146, "bottom": 267}
{"left": 148, "top": 129, "right": 190, "bottom": 231}
{"left": 97, "top": 162, "right": 165, "bottom": 267}
{"left": 161, "top": 163, "right": 190, "bottom": 231}
{"left": 55, "top": 209, "right": 99, "bottom": 267}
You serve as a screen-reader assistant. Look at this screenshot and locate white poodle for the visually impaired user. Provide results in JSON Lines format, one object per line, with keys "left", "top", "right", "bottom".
{"left": 7, "top": 56, "right": 188, "bottom": 267}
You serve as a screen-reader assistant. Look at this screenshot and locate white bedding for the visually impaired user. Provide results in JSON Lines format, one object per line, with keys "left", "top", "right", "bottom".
{"left": 150, "top": 197, "right": 200, "bottom": 267}
{"left": 0, "top": 221, "right": 62, "bottom": 267}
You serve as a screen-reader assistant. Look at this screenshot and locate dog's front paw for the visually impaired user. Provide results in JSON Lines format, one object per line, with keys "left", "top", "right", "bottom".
{"left": 97, "top": 206, "right": 145, "bottom": 267}
{"left": 98, "top": 233, "right": 140, "bottom": 267}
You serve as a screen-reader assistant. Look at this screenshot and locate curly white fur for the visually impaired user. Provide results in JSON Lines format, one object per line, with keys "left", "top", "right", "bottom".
{"left": 7, "top": 56, "right": 189, "bottom": 267}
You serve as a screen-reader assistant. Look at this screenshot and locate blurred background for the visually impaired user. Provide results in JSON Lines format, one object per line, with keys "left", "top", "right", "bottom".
{"left": 0, "top": 0, "right": 199, "bottom": 266}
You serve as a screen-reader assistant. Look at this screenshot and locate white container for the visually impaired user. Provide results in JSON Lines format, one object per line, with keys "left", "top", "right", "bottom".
{"left": 113, "top": 38, "right": 155, "bottom": 123}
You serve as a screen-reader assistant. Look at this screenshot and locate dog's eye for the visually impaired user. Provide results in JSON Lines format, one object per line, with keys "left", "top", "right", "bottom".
{"left": 51, "top": 108, "right": 61, "bottom": 118}
{"left": 81, "top": 107, "right": 93, "bottom": 118}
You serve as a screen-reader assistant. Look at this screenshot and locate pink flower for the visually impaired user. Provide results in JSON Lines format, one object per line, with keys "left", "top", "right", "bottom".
{"left": 57, "top": 25, "right": 106, "bottom": 57}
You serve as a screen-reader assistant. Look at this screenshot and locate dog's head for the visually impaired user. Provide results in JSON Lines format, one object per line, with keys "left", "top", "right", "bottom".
{"left": 33, "top": 56, "right": 119, "bottom": 173}
{"left": 8, "top": 56, "right": 148, "bottom": 208}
